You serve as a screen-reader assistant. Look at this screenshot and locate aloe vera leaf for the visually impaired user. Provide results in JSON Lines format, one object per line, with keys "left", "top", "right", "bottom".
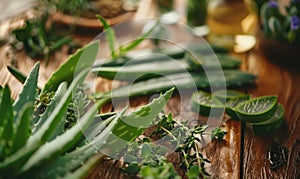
{"left": 0, "top": 69, "right": 90, "bottom": 175}
{"left": 213, "top": 89, "right": 247, "bottom": 101}
{"left": 23, "top": 144, "right": 100, "bottom": 178}
{"left": 60, "top": 153, "right": 105, "bottom": 179}
{"left": 96, "top": 71, "right": 256, "bottom": 99}
{"left": 93, "top": 54, "right": 240, "bottom": 81}
{"left": 25, "top": 112, "right": 120, "bottom": 177}
{"left": 32, "top": 82, "right": 67, "bottom": 133}
{"left": 7, "top": 66, "right": 27, "bottom": 84}
{"left": 93, "top": 88, "right": 174, "bottom": 155}
{"left": 23, "top": 89, "right": 173, "bottom": 178}
{"left": 191, "top": 90, "right": 225, "bottom": 117}
{"left": 101, "top": 48, "right": 233, "bottom": 68}
{"left": 252, "top": 104, "right": 284, "bottom": 134}
{"left": 92, "top": 58, "right": 199, "bottom": 81}
{"left": 0, "top": 86, "right": 14, "bottom": 159}
{"left": 13, "top": 62, "right": 39, "bottom": 122}
{"left": 207, "top": 54, "right": 241, "bottom": 69}
{"left": 125, "top": 43, "right": 229, "bottom": 60}
{"left": 42, "top": 41, "right": 99, "bottom": 93}
{"left": 225, "top": 95, "right": 251, "bottom": 120}
{"left": 119, "top": 20, "right": 159, "bottom": 54}
{"left": 235, "top": 95, "right": 278, "bottom": 123}
{"left": 11, "top": 103, "right": 34, "bottom": 153}
{"left": 96, "top": 15, "right": 117, "bottom": 59}
{"left": 21, "top": 97, "right": 108, "bottom": 173}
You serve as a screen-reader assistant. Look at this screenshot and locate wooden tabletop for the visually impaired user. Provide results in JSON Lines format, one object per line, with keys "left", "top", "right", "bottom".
{"left": 0, "top": 0, "right": 299, "bottom": 178}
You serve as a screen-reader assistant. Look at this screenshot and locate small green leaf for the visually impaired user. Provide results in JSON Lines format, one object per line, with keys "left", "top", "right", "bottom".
{"left": 43, "top": 41, "right": 99, "bottom": 93}
{"left": 141, "top": 143, "right": 154, "bottom": 158}
{"left": 187, "top": 165, "right": 200, "bottom": 179}
{"left": 7, "top": 66, "right": 27, "bottom": 84}
{"left": 119, "top": 20, "right": 159, "bottom": 54}
{"left": 96, "top": 15, "right": 117, "bottom": 59}
{"left": 210, "top": 128, "right": 227, "bottom": 141}
{"left": 13, "top": 62, "right": 39, "bottom": 122}
{"left": 124, "top": 162, "right": 140, "bottom": 175}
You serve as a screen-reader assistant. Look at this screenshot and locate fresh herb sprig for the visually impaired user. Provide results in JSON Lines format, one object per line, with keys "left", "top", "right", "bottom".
{"left": 122, "top": 113, "right": 227, "bottom": 179}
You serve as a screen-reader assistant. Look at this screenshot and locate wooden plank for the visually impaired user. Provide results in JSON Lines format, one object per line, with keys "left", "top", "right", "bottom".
{"left": 242, "top": 49, "right": 300, "bottom": 178}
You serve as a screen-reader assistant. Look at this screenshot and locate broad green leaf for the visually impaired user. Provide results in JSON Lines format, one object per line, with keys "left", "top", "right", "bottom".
{"left": 13, "top": 63, "right": 39, "bottom": 122}
{"left": 96, "top": 15, "right": 117, "bottom": 59}
{"left": 0, "top": 86, "right": 14, "bottom": 160}
{"left": 11, "top": 103, "right": 34, "bottom": 153}
{"left": 42, "top": 41, "right": 99, "bottom": 93}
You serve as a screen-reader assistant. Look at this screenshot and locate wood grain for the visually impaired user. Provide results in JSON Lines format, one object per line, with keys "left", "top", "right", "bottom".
{"left": 242, "top": 48, "right": 300, "bottom": 179}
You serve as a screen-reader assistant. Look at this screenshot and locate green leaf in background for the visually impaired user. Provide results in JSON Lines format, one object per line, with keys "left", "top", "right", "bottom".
{"left": 43, "top": 41, "right": 99, "bottom": 93}
{"left": 7, "top": 66, "right": 27, "bottom": 84}
{"left": 96, "top": 15, "right": 117, "bottom": 59}
{"left": 119, "top": 20, "right": 159, "bottom": 53}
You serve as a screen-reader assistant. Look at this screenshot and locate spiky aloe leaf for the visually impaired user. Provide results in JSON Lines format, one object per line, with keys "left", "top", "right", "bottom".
{"left": 21, "top": 89, "right": 173, "bottom": 178}
{"left": 21, "top": 97, "right": 108, "bottom": 173}
{"left": 94, "top": 88, "right": 174, "bottom": 156}
{"left": 0, "top": 86, "right": 14, "bottom": 160}
{"left": 13, "top": 63, "right": 39, "bottom": 122}
{"left": 42, "top": 41, "right": 99, "bottom": 93}
{"left": 32, "top": 82, "right": 67, "bottom": 137}
{"left": 11, "top": 103, "right": 34, "bottom": 154}
{"left": 0, "top": 68, "right": 91, "bottom": 176}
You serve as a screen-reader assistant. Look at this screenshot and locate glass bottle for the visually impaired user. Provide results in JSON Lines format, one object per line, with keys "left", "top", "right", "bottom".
{"left": 206, "top": 0, "right": 250, "bottom": 49}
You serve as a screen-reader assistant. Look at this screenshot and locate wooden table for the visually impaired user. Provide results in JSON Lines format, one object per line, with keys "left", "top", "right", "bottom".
{"left": 0, "top": 0, "right": 299, "bottom": 178}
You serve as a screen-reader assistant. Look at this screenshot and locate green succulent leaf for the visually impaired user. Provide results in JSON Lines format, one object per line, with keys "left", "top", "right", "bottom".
{"left": 21, "top": 97, "right": 108, "bottom": 173}
{"left": 0, "top": 86, "right": 14, "bottom": 160}
{"left": 0, "top": 69, "right": 91, "bottom": 176}
{"left": 32, "top": 82, "right": 67, "bottom": 137}
{"left": 93, "top": 88, "right": 174, "bottom": 157}
{"left": 13, "top": 62, "right": 39, "bottom": 122}
{"left": 11, "top": 103, "right": 34, "bottom": 154}
{"left": 43, "top": 41, "right": 99, "bottom": 93}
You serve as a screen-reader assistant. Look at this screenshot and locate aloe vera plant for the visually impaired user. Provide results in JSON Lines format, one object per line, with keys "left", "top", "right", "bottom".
{"left": 1, "top": 41, "right": 175, "bottom": 178}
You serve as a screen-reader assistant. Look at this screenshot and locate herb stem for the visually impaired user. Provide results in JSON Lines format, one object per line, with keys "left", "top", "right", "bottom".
{"left": 160, "top": 126, "right": 177, "bottom": 140}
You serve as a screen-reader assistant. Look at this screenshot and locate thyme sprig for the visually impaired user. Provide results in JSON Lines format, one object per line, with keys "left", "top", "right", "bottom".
{"left": 122, "top": 113, "right": 227, "bottom": 179}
